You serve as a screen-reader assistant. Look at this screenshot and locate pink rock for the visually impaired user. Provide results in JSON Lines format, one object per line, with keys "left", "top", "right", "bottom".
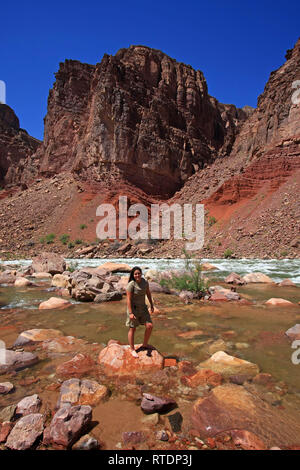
{"left": 56, "top": 354, "right": 96, "bottom": 378}
{"left": 39, "top": 297, "right": 71, "bottom": 310}
{"left": 265, "top": 298, "right": 294, "bottom": 306}
{"left": 43, "top": 405, "right": 92, "bottom": 448}
{"left": 16, "top": 394, "right": 42, "bottom": 417}
{"left": 98, "top": 342, "right": 164, "bottom": 376}
{"left": 0, "top": 422, "right": 13, "bottom": 443}
{"left": 141, "top": 393, "right": 177, "bottom": 414}
{"left": 5, "top": 414, "right": 44, "bottom": 450}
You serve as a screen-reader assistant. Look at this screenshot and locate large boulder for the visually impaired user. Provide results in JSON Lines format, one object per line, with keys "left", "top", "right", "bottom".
{"left": 198, "top": 351, "right": 259, "bottom": 378}
{"left": 94, "top": 291, "right": 123, "bottom": 302}
{"left": 13, "top": 329, "right": 63, "bottom": 347}
{"left": 277, "top": 279, "right": 297, "bottom": 287}
{"left": 242, "top": 272, "right": 274, "bottom": 283}
{"left": 57, "top": 378, "right": 108, "bottom": 408}
{"left": 225, "top": 272, "right": 246, "bottom": 285}
{"left": 39, "top": 297, "right": 71, "bottom": 310}
{"left": 208, "top": 286, "right": 240, "bottom": 301}
{"left": 43, "top": 405, "right": 92, "bottom": 448}
{"left": 42, "top": 336, "right": 87, "bottom": 353}
{"left": 97, "top": 262, "right": 132, "bottom": 273}
{"left": 191, "top": 384, "right": 300, "bottom": 447}
{"left": 32, "top": 252, "right": 66, "bottom": 275}
{"left": 5, "top": 413, "right": 44, "bottom": 450}
{"left": 98, "top": 342, "right": 164, "bottom": 376}
{"left": 51, "top": 274, "right": 70, "bottom": 288}
{"left": 14, "top": 278, "right": 33, "bottom": 287}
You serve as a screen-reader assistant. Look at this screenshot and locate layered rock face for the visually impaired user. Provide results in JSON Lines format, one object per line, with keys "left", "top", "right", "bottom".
{"left": 35, "top": 46, "right": 248, "bottom": 197}
{"left": 0, "top": 104, "right": 40, "bottom": 187}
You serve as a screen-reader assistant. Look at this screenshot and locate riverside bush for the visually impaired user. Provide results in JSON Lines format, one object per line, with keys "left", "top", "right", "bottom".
{"left": 159, "top": 249, "right": 208, "bottom": 298}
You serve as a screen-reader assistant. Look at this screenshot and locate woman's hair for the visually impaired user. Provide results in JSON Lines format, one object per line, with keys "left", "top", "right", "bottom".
{"left": 128, "top": 266, "right": 142, "bottom": 283}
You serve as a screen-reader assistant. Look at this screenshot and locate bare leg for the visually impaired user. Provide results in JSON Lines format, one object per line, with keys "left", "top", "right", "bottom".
{"left": 128, "top": 327, "right": 136, "bottom": 350}
{"left": 142, "top": 322, "right": 153, "bottom": 347}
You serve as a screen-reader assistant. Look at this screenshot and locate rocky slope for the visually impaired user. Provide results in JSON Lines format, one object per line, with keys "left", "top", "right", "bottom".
{"left": 0, "top": 104, "right": 41, "bottom": 189}
{"left": 0, "top": 41, "right": 299, "bottom": 259}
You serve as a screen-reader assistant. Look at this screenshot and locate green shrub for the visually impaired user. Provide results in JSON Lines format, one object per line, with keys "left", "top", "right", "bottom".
{"left": 68, "top": 242, "right": 75, "bottom": 249}
{"left": 40, "top": 237, "right": 45, "bottom": 244}
{"left": 80, "top": 224, "right": 87, "bottom": 230}
{"left": 75, "top": 239, "right": 82, "bottom": 245}
{"left": 45, "top": 233, "right": 55, "bottom": 244}
{"left": 208, "top": 216, "right": 217, "bottom": 226}
{"left": 159, "top": 249, "right": 208, "bottom": 297}
{"left": 60, "top": 234, "right": 70, "bottom": 245}
{"left": 224, "top": 248, "right": 233, "bottom": 259}
{"left": 281, "top": 250, "right": 288, "bottom": 257}
{"left": 67, "top": 261, "right": 78, "bottom": 272}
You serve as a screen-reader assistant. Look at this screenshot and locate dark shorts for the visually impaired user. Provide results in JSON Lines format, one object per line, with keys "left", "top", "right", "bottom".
{"left": 126, "top": 304, "right": 152, "bottom": 328}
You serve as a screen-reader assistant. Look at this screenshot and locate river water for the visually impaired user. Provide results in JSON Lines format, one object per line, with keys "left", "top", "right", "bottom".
{"left": 0, "top": 257, "right": 300, "bottom": 448}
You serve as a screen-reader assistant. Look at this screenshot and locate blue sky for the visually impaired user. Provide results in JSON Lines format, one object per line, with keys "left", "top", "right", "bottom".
{"left": 1, "top": 0, "right": 299, "bottom": 140}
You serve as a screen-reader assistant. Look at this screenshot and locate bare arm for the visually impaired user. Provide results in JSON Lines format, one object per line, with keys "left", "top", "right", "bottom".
{"left": 127, "top": 290, "right": 136, "bottom": 319}
{"left": 146, "top": 284, "right": 154, "bottom": 313}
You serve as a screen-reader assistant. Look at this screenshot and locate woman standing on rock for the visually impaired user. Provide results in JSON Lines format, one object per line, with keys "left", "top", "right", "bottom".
{"left": 126, "top": 266, "right": 154, "bottom": 358}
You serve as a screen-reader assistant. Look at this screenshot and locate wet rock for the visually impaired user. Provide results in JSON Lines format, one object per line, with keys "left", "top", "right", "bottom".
{"left": 13, "top": 328, "right": 63, "bottom": 347}
{"left": 0, "top": 422, "right": 13, "bottom": 443}
{"left": 179, "top": 290, "right": 194, "bottom": 304}
{"left": 285, "top": 324, "right": 300, "bottom": 340}
{"left": 0, "top": 350, "right": 38, "bottom": 374}
{"left": 32, "top": 272, "right": 52, "bottom": 279}
{"left": 235, "top": 342, "right": 249, "bottom": 349}
{"left": 39, "top": 297, "right": 71, "bottom": 310}
{"left": 192, "top": 384, "right": 300, "bottom": 447}
{"left": 177, "top": 330, "right": 204, "bottom": 339}
{"left": 201, "top": 263, "right": 218, "bottom": 271}
{"left": 42, "top": 335, "right": 87, "bottom": 353}
{"left": 225, "top": 273, "right": 246, "bottom": 285}
{"left": 252, "top": 373, "right": 274, "bottom": 386}
{"left": 230, "top": 429, "right": 267, "bottom": 450}
{"left": 141, "top": 393, "right": 177, "bottom": 414}
{"left": 16, "top": 394, "right": 42, "bottom": 417}
{"left": 0, "top": 405, "right": 16, "bottom": 422}
{"left": 167, "top": 412, "right": 183, "bottom": 432}
{"left": 32, "top": 252, "right": 66, "bottom": 275}
{"left": 265, "top": 298, "right": 294, "bottom": 306}
{"left": 56, "top": 354, "right": 96, "bottom": 378}
{"left": 208, "top": 285, "right": 240, "bottom": 301}
{"left": 14, "top": 278, "right": 32, "bottom": 287}
{"left": 198, "top": 351, "right": 259, "bottom": 378}
{"left": 122, "top": 431, "right": 145, "bottom": 445}
{"left": 144, "top": 269, "right": 160, "bottom": 281}
{"left": 141, "top": 413, "right": 160, "bottom": 425}
{"left": 229, "top": 374, "right": 252, "bottom": 385}
{"left": 98, "top": 342, "right": 164, "bottom": 376}
{"left": 58, "top": 378, "right": 108, "bottom": 408}
{"left": 181, "top": 369, "right": 222, "bottom": 388}
{"left": 277, "top": 279, "right": 297, "bottom": 287}
{"left": 94, "top": 291, "right": 123, "bottom": 302}
{"left": 43, "top": 405, "right": 92, "bottom": 448}
{"left": 0, "top": 382, "right": 14, "bottom": 394}
{"left": 51, "top": 274, "right": 70, "bottom": 288}
{"left": 72, "top": 434, "right": 100, "bottom": 450}
{"left": 5, "top": 413, "right": 44, "bottom": 450}
{"left": 155, "top": 430, "right": 169, "bottom": 441}
{"left": 242, "top": 272, "right": 274, "bottom": 283}
{"left": 0, "top": 272, "right": 16, "bottom": 284}
{"left": 98, "top": 262, "right": 132, "bottom": 273}
{"left": 205, "top": 339, "right": 227, "bottom": 355}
